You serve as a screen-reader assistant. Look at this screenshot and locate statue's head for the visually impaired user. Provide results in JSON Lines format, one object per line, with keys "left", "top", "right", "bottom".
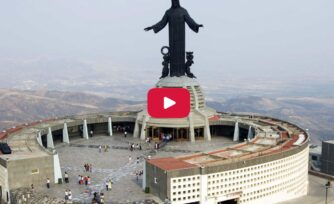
{"left": 171, "top": 0, "right": 180, "bottom": 8}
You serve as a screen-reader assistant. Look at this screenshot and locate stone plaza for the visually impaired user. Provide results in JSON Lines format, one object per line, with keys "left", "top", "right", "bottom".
{"left": 12, "top": 133, "right": 332, "bottom": 204}
{"left": 35, "top": 134, "right": 236, "bottom": 203}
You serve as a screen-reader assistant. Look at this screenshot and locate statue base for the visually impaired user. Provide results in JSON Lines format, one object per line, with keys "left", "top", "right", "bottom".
{"left": 134, "top": 76, "right": 217, "bottom": 142}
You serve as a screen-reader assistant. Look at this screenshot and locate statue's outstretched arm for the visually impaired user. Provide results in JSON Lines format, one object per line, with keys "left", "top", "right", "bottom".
{"left": 184, "top": 11, "right": 203, "bottom": 33}
{"left": 145, "top": 13, "right": 168, "bottom": 33}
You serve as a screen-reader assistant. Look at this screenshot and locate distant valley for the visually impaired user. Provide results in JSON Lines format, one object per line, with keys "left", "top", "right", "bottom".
{"left": 0, "top": 88, "right": 333, "bottom": 145}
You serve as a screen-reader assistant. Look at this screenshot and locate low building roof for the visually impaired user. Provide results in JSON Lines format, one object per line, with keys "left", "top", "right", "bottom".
{"left": 147, "top": 157, "right": 197, "bottom": 171}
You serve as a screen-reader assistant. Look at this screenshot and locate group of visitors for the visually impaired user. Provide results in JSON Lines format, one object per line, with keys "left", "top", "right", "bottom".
{"left": 92, "top": 192, "right": 105, "bottom": 204}
{"left": 154, "top": 142, "right": 160, "bottom": 150}
{"left": 64, "top": 189, "right": 73, "bottom": 202}
{"left": 84, "top": 163, "right": 93, "bottom": 172}
{"left": 135, "top": 170, "right": 144, "bottom": 181}
{"left": 99, "top": 145, "right": 111, "bottom": 153}
{"left": 145, "top": 137, "right": 151, "bottom": 143}
{"left": 78, "top": 175, "right": 91, "bottom": 185}
{"left": 114, "top": 125, "right": 130, "bottom": 133}
{"left": 105, "top": 180, "right": 113, "bottom": 191}
{"left": 129, "top": 143, "right": 142, "bottom": 151}
{"left": 161, "top": 133, "right": 172, "bottom": 141}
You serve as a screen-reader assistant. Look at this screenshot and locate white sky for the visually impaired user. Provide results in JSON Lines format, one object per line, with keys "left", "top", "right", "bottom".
{"left": 0, "top": 0, "right": 333, "bottom": 82}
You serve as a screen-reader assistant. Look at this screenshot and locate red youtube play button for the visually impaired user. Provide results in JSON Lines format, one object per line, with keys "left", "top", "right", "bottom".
{"left": 148, "top": 88, "right": 190, "bottom": 118}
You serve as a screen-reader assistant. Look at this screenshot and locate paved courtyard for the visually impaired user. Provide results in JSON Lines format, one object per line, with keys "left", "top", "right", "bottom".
{"left": 280, "top": 174, "right": 334, "bottom": 204}
{"left": 33, "top": 134, "right": 334, "bottom": 204}
{"left": 37, "top": 134, "right": 235, "bottom": 203}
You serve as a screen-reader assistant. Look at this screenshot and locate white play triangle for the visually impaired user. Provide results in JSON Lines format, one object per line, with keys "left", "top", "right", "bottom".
{"left": 164, "top": 97, "right": 176, "bottom": 110}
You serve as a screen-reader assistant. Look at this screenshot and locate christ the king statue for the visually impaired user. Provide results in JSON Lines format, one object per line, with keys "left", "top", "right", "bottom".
{"left": 145, "top": 0, "right": 203, "bottom": 77}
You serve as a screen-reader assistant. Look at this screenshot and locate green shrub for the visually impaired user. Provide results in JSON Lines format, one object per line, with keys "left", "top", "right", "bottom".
{"left": 144, "top": 187, "right": 150, "bottom": 193}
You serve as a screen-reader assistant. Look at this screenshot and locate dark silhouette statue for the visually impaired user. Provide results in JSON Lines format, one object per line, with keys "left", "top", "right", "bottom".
{"left": 145, "top": 0, "right": 203, "bottom": 77}
{"left": 185, "top": 52, "right": 196, "bottom": 78}
{"left": 160, "top": 46, "right": 170, "bottom": 79}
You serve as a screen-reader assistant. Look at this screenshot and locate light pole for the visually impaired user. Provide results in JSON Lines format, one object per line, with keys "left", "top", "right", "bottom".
{"left": 325, "top": 180, "right": 332, "bottom": 204}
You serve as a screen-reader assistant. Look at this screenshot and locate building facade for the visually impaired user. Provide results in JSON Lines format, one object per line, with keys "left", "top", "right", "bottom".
{"left": 321, "top": 140, "right": 334, "bottom": 176}
{"left": 145, "top": 116, "right": 309, "bottom": 204}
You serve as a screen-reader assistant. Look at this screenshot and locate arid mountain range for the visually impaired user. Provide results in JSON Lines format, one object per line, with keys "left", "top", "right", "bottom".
{"left": 0, "top": 88, "right": 333, "bottom": 144}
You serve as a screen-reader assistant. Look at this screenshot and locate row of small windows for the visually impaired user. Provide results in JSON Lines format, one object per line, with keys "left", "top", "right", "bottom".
{"left": 172, "top": 176, "right": 200, "bottom": 183}
{"left": 207, "top": 164, "right": 307, "bottom": 193}
{"left": 207, "top": 153, "right": 308, "bottom": 195}
{"left": 207, "top": 161, "right": 306, "bottom": 190}
{"left": 172, "top": 194, "right": 199, "bottom": 202}
{"left": 239, "top": 175, "right": 307, "bottom": 203}
{"left": 172, "top": 188, "right": 200, "bottom": 195}
{"left": 207, "top": 157, "right": 307, "bottom": 183}
{"left": 172, "top": 183, "right": 200, "bottom": 189}
{"left": 170, "top": 149, "right": 308, "bottom": 202}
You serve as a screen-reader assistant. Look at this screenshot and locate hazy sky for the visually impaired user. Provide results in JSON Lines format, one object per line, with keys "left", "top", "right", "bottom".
{"left": 0, "top": 0, "right": 334, "bottom": 83}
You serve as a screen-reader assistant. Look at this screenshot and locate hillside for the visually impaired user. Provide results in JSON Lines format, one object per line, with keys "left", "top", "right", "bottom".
{"left": 1, "top": 89, "right": 333, "bottom": 144}
{"left": 0, "top": 89, "right": 144, "bottom": 130}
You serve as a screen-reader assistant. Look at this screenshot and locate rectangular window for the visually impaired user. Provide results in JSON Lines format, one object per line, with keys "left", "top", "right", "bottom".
{"left": 31, "top": 169, "right": 39, "bottom": 174}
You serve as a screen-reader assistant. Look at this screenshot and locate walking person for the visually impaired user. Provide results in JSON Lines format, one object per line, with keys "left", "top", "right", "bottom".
{"left": 84, "top": 176, "right": 88, "bottom": 186}
{"left": 79, "top": 175, "right": 84, "bottom": 185}
{"left": 68, "top": 190, "right": 72, "bottom": 202}
{"left": 31, "top": 184, "right": 34, "bottom": 193}
{"left": 65, "top": 189, "right": 69, "bottom": 201}
{"left": 64, "top": 171, "right": 69, "bottom": 183}
{"left": 124, "top": 131, "right": 127, "bottom": 137}
{"left": 105, "top": 180, "right": 109, "bottom": 191}
{"left": 108, "top": 180, "right": 112, "bottom": 191}
{"left": 87, "top": 176, "right": 91, "bottom": 185}
{"left": 100, "top": 192, "right": 105, "bottom": 204}
{"left": 99, "top": 145, "right": 102, "bottom": 153}
{"left": 46, "top": 178, "right": 50, "bottom": 189}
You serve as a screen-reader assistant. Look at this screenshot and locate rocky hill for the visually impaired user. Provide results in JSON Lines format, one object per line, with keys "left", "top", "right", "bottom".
{"left": 1, "top": 89, "right": 333, "bottom": 144}
{"left": 0, "top": 89, "right": 144, "bottom": 130}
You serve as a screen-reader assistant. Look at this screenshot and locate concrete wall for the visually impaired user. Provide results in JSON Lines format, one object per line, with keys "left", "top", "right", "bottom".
{"left": 0, "top": 161, "right": 9, "bottom": 203}
{"left": 321, "top": 141, "right": 334, "bottom": 176}
{"left": 145, "top": 162, "right": 168, "bottom": 200}
{"left": 7, "top": 155, "right": 54, "bottom": 190}
{"left": 146, "top": 142, "right": 309, "bottom": 203}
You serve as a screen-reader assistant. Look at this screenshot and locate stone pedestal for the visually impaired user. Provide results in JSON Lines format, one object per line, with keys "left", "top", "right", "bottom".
{"left": 108, "top": 117, "right": 113, "bottom": 136}
{"left": 63, "top": 123, "right": 70, "bottom": 144}
{"left": 47, "top": 127, "right": 54, "bottom": 149}
{"left": 83, "top": 119, "right": 89, "bottom": 140}
{"left": 233, "top": 121, "right": 240, "bottom": 142}
{"left": 134, "top": 76, "right": 216, "bottom": 142}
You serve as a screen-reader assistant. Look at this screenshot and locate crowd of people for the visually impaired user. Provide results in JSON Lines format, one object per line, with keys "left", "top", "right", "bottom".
{"left": 135, "top": 170, "right": 144, "bottom": 182}
{"left": 129, "top": 143, "right": 142, "bottom": 151}
{"left": 92, "top": 192, "right": 105, "bottom": 204}
{"left": 40, "top": 124, "right": 155, "bottom": 204}
{"left": 114, "top": 125, "right": 130, "bottom": 133}
{"left": 78, "top": 175, "right": 91, "bottom": 185}
{"left": 84, "top": 163, "right": 93, "bottom": 172}
{"left": 105, "top": 180, "right": 113, "bottom": 191}
{"left": 145, "top": 137, "right": 151, "bottom": 143}
{"left": 64, "top": 189, "right": 73, "bottom": 202}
